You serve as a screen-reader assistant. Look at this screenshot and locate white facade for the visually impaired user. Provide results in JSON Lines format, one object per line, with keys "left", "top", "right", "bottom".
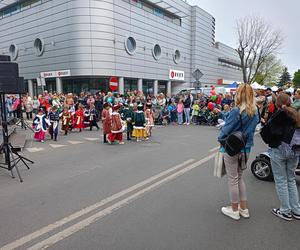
{"left": 0, "top": 0, "right": 242, "bottom": 95}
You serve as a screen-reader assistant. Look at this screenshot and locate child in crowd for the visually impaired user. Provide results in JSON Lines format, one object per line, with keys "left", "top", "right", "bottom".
{"left": 216, "top": 104, "right": 231, "bottom": 129}
{"left": 145, "top": 102, "right": 155, "bottom": 137}
{"left": 132, "top": 104, "right": 147, "bottom": 142}
{"left": 107, "top": 104, "right": 124, "bottom": 145}
{"left": 101, "top": 103, "right": 112, "bottom": 143}
{"left": 74, "top": 104, "right": 84, "bottom": 132}
{"left": 61, "top": 106, "right": 72, "bottom": 135}
{"left": 32, "top": 109, "right": 50, "bottom": 143}
{"left": 48, "top": 106, "right": 60, "bottom": 141}
{"left": 177, "top": 99, "right": 184, "bottom": 125}
{"left": 168, "top": 100, "right": 177, "bottom": 124}
{"left": 192, "top": 100, "right": 200, "bottom": 125}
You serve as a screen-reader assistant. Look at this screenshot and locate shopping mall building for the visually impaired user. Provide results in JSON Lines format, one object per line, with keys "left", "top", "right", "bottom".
{"left": 0, "top": 0, "right": 243, "bottom": 96}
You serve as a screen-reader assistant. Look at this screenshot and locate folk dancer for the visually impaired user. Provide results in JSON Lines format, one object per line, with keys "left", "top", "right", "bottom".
{"left": 145, "top": 102, "right": 155, "bottom": 137}
{"left": 121, "top": 102, "right": 134, "bottom": 140}
{"left": 101, "top": 103, "right": 112, "bottom": 143}
{"left": 73, "top": 104, "right": 84, "bottom": 132}
{"left": 48, "top": 106, "right": 60, "bottom": 141}
{"left": 60, "top": 106, "right": 72, "bottom": 135}
{"left": 132, "top": 104, "right": 147, "bottom": 142}
{"left": 88, "top": 104, "right": 100, "bottom": 131}
{"left": 32, "top": 108, "right": 50, "bottom": 143}
{"left": 107, "top": 104, "right": 124, "bottom": 144}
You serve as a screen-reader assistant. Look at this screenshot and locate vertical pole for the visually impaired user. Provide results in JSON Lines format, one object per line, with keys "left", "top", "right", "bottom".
{"left": 118, "top": 77, "right": 124, "bottom": 95}
{"left": 138, "top": 78, "right": 143, "bottom": 93}
{"left": 28, "top": 79, "right": 34, "bottom": 97}
{"left": 167, "top": 80, "right": 172, "bottom": 96}
{"left": 56, "top": 77, "right": 63, "bottom": 94}
{"left": 154, "top": 80, "right": 158, "bottom": 97}
{"left": 0, "top": 94, "right": 11, "bottom": 169}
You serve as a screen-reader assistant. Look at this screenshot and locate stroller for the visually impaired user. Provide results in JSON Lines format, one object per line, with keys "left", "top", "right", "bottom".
{"left": 153, "top": 105, "right": 163, "bottom": 125}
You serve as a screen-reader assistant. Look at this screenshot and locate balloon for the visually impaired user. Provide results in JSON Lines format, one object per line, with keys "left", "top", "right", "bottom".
{"left": 211, "top": 95, "right": 217, "bottom": 101}
{"left": 208, "top": 102, "right": 214, "bottom": 110}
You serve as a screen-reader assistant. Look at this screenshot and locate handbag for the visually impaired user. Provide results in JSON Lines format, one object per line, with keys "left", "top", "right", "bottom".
{"left": 214, "top": 151, "right": 226, "bottom": 178}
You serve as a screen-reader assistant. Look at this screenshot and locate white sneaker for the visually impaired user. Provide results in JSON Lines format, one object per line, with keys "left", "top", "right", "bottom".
{"left": 239, "top": 207, "right": 250, "bottom": 218}
{"left": 221, "top": 206, "right": 240, "bottom": 220}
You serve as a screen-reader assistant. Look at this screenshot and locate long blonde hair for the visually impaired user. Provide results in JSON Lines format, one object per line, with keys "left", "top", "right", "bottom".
{"left": 235, "top": 84, "right": 257, "bottom": 117}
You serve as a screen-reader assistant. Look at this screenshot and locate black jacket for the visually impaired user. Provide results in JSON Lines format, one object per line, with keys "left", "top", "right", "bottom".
{"left": 261, "top": 109, "right": 296, "bottom": 148}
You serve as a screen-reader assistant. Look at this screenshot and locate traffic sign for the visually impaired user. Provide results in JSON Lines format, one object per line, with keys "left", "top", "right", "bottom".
{"left": 109, "top": 77, "right": 118, "bottom": 91}
{"left": 192, "top": 69, "right": 204, "bottom": 81}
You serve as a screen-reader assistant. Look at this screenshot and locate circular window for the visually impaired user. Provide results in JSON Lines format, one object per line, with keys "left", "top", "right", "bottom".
{"left": 152, "top": 44, "right": 162, "bottom": 60}
{"left": 34, "top": 38, "right": 45, "bottom": 56}
{"left": 125, "top": 36, "right": 137, "bottom": 55}
{"left": 9, "top": 44, "right": 18, "bottom": 61}
{"left": 173, "top": 49, "right": 181, "bottom": 64}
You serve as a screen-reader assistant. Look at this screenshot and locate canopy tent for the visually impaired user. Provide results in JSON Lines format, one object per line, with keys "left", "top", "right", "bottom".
{"left": 225, "top": 82, "right": 238, "bottom": 89}
{"left": 286, "top": 87, "right": 294, "bottom": 93}
{"left": 251, "top": 82, "right": 266, "bottom": 90}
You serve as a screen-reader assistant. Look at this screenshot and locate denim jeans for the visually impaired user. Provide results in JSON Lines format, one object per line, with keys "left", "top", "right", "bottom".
{"left": 184, "top": 108, "right": 190, "bottom": 124}
{"left": 178, "top": 112, "right": 183, "bottom": 124}
{"left": 270, "top": 148, "right": 300, "bottom": 214}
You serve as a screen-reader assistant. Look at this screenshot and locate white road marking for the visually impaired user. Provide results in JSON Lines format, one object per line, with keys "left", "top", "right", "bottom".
{"left": 84, "top": 138, "right": 99, "bottom": 141}
{"left": 49, "top": 144, "right": 67, "bottom": 149}
{"left": 26, "top": 147, "right": 45, "bottom": 153}
{"left": 0, "top": 159, "right": 195, "bottom": 250}
{"left": 68, "top": 141, "right": 84, "bottom": 145}
{"left": 209, "top": 146, "right": 220, "bottom": 152}
{"left": 27, "top": 154, "right": 215, "bottom": 250}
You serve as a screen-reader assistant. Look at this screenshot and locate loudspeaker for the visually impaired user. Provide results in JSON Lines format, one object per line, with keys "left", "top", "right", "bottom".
{"left": 0, "top": 55, "right": 11, "bottom": 62}
{"left": 0, "top": 62, "right": 25, "bottom": 94}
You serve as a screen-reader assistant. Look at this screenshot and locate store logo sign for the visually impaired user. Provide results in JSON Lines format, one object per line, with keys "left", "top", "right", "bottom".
{"left": 169, "top": 69, "right": 184, "bottom": 81}
{"left": 40, "top": 70, "right": 71, "bottom": 78}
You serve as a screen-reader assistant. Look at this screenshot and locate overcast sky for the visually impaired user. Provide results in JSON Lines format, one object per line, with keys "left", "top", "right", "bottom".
{"left": 187, "top": 0, "right": 299, "bottom": 75}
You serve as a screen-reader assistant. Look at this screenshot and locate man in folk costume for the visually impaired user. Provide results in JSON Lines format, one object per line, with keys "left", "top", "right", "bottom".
{"left": 107, "top": 104, "right": 124, "bottom": 145}
{"left": 74, "top": 104, "right": 84, "bottom": 132}
{"left": 145, "top": 102, "right": 155, "bottom": 137}
{"left": 32, "top": 108, "right": 50, "bottom": 143}
{"left": 83, "top": 106, "right": 91, "bottom": 129}
{"left": 60, "top": 106, "right": 72, "bottom": 135}
{"left": 101, "top": 103, "right": 112, "bottom": 143}
{"left": 132, "top": 103, "right": 147, "bottom": 142}
{"left": 48, "top": 106, "right": 60, "bottom": 141}
{"left": 68, "top": 105, "right": 75, "bottom": 131}
{"left": 88, "top": 104, "right": 100, "bottom": 131}
{"left": 121, "top": 102, "right": 134, "bottom": 140}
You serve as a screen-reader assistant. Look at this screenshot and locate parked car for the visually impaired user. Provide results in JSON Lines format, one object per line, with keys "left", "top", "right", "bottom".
{"left": 251, "top": 151, "right": 300, "bottom": 181}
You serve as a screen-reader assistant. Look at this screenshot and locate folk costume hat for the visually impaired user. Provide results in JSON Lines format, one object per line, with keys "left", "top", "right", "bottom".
{"left": 113, "top": 104, "right": 121, "bottom": 111}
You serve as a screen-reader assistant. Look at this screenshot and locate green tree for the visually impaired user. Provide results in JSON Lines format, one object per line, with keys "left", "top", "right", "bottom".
{"left": 253, "top": 54, "right": 283, "bottom": 85}
{"left": 279, "top": 67, "right": 291, "bottom": 86}
{"left": 293, "top": 69, "right": 300, "bottom": 87}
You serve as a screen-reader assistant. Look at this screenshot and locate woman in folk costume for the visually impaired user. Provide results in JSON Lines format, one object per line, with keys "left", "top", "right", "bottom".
{"left": 145, "top": 102, "right": 155, "bottom": 137}
{"left": 48, "top": 106, "right": 60, "bottom": 141}
{"left": 121, "top": 102, "right": 134, "bottom": 140}
{"left": 107, "top": 104, "right": 124, "bottom": 144}
{"left": 32, "top": 108, "right": 50, "bottom": 143}
{"left": 101, "top": 103, "right": 112, "bottom": 143}
{"left": 60, "top": 106, "right": 72, "bottom": 135}
{"left": 132, "top": 103, "right": 148, "bottom": 142}
{"left": 73, "top": 104, "right": 84, "bottom": 132}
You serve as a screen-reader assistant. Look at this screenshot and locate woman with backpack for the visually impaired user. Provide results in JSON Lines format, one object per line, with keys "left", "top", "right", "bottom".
{"left": 218, "top": 84, "right": 259, "bottom": 220}
{"left": 262, "top": 93, "right": 300, "bottom": 221}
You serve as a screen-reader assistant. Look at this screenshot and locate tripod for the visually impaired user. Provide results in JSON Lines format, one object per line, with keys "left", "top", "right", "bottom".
{"left": 0, "top": 94, "right": 33, "bottom": 182}
{"left": 15, "top": 95, "right": 34, "bottom": 132}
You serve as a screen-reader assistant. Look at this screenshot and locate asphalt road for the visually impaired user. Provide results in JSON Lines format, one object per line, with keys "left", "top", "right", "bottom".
{"left": 0, "top": 125, "right": 299, "bottom": 250}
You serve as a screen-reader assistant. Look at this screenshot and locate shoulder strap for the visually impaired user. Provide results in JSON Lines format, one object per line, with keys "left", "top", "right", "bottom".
{"left": 240, "top": 112, "right": 247, "bottom": 165}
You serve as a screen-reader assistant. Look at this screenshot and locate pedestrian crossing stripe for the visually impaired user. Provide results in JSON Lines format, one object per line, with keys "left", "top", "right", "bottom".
{"left": 26, "top": 147, "right": 45, "bottom": 153}
{"left": 84, "top": 138, "right": 99, "bottom": 141}
{"left": 49, "top": 144, "right": 67, "bottom": 148}
{"left": 68, "top": 141, "right": 84, "bottom": 145}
